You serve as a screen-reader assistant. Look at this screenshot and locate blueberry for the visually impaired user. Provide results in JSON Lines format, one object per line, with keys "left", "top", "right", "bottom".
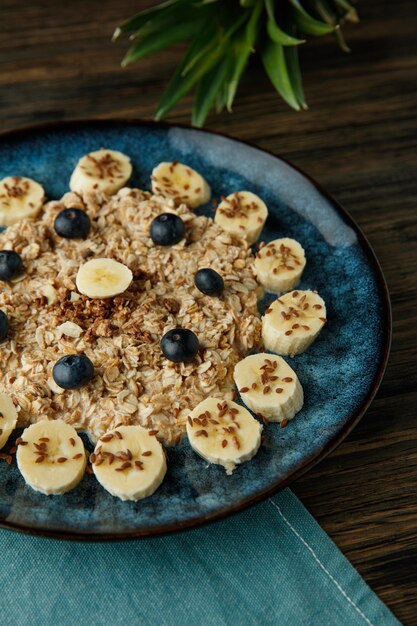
{"left": 0, "top": 250, "right": 23, "bottom": 281}
{"left": 54, "top": 208, "right": 91, "bottom": 239}
{"left": 150, "top": 213, "right": 185, "bottom": 246}
{"left": 0, "top": 310, "right": 9, "bottom": 341}
{"left": 161, "top": 328, "right": 199, "bottom": 363}
{"left": 52, "top": 354, "right": 94, "bottom": 389}
{"left": 195, "top": 268, "right": 224, "bottom": 296}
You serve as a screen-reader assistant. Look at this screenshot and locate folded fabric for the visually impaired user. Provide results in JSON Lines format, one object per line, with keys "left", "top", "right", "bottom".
{"left": 1, "top": 489, "right": 399, "bottom": 626}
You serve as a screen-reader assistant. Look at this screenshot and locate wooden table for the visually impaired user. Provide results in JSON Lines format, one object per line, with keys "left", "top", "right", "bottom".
{"left": 2, "top": 0, "right": 416, "bottom": 621}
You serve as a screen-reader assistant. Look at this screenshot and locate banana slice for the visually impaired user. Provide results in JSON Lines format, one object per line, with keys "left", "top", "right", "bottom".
{"left": 234, "top": 353, "right": 303, "bottom": 423}
{"left": 186, "top": 397, "right": 262, "bottom": 475}
{"left": 151, "top": 161, "right": 211, "bottom": 209}
{"left": 262, "top": 290, "right": 327, "bottom": 356}
{"left": 0, "top": 176, "right": 45, "bottom": 226}
{"left": 0, "top": 392, "right": 18, "bottom": 450}
{"left": 214, "top": 192, "right": 268, "bottom": 245}
{"left": 76, "top": 258, "right": 133, "bottom": 299}
{"left": 254, "top": 238, "right": 306, "bottom": 293}
{"left": 91, "top": 425, "right": 167, "bottom": 501}
{"left": 16, "top": 420, "right": 87, "bottom": 495}
{"left": 70, "top": 149, "right": 132, "bottom": 195}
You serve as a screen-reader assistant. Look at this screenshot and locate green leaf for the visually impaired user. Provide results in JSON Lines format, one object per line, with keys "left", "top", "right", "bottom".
{"left": 121, "top": 20, "right": 201, "bottom": 66}
{"left": 155, "top": 25, "right": 226, "bottom": 120}
{"left": 261, "top": 39, "right": 301, "bottom": 110}
{"left": 182, "top": 8, "right": 248, "bottom": 77}
{"left": 289, "top": 0, "right": 335, "bottom": 35}
{"left": 226, "top": 0, "right": 263, "bottom": 111}
{"left": 240, "top": 0, "right": 256, "bottom": 6}
{"left": 284, "top": 44, "right": 307, "bottom": 110}
{"left": 265, "top": 0, "right": 305, "bottom": 46}
{"left": 283, "top": 19, "right": 307, "bottom": 109}
{"left": 114, "top": 0, "right": 187, "bottom": 39}
{"left": 308, "top": 0, "right": 350, "bottom": 51}
{"left": 332, "top": 0, "right": 359, "bottom": 22}
{"left": 126, "top": 4, "right": 197, "bottom": 42}
{"left": 192, "top": 55, "right": 233, "bottom": 126}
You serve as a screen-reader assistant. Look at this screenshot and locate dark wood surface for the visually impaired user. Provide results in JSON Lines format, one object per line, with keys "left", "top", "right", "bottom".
{"left": 2, "top": 0, "right": 417, "bottom": 622}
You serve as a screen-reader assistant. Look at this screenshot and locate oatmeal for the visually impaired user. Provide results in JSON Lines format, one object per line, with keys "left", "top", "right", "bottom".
{"left": 0, "top": 188, "right": 262, "bottom": 444}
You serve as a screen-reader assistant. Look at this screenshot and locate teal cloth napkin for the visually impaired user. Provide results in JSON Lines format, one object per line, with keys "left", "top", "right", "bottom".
{"left": 1, "top": 489, "right": 399, "bottom": 626}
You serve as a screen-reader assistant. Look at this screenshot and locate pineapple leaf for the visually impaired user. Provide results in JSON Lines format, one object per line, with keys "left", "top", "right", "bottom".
{"left": 115, "top": 0, "right": 358, "bottom": 125}
{"left": 155, "top": 25, "right": 226, "bottom": 120}
{"left": 307, "top": 0, "right": 350, "bottom": 51}
{"left": 182, "top": 9, "right": 248, "bottom": 77}
{"left": 332, "top": 0, "right": 359, "bottom": 22}
{"left": 226, "top": 0, "right": 263, "bottom": 111}
{"left": 121, "top": 20, "right": 202, "bottom": 67}
{"left": 265, "top": 0, "right": 305, "bottom": 46}
{"left": 283, "top": 21, "right": 307, "bottom": 109}
{"left": 289, "top": 0, "right": 335, "bottom": 35}
{"left": 192, "top": 55, "right": 233, "bottom": 126}
{"left": 262, "top": 39, "right": 301, "bottom": 110}
{"left": 114, "top": 0, "right": 188, "bottom": 39}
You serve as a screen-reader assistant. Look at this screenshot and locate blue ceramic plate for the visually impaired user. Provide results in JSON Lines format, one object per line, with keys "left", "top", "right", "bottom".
{"left": 0, "top": 120, "right": 390, "bottom": 540}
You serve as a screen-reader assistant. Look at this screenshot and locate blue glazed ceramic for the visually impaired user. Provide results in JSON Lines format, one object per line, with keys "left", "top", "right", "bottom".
{"left": 0, "top": 121, "right": 391, "bottom": 540}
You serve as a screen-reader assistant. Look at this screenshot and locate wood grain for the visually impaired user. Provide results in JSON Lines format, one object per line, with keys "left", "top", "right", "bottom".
{"left": 1, "top": 0, "right": 417, "bottom": 622}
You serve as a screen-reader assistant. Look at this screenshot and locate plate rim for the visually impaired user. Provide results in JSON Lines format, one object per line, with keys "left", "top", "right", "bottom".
{"left": 0, "top": 118, "right": 392, "bottom": 541}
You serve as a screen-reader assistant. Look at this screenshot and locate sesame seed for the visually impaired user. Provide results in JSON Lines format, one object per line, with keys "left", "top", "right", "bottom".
{"left": 275, "top": 388, "right": 283, "bottom": 394}
{"left": 239, "top": 387, "right": 249, "bottom": 393}
{"left": 115, "top": 431, "right": 123, "bottom": 440}
{"left": 101, "top": 433, "right": 114, "bottom": 442}
{"left": 263, "top": 386, "right": 271, "bottom": 394}
{"left": 283, "top": 377, "right": 293, "bottom": 383}
{"left": 142, "top": 451, "right": 152, "bottom": 457}
{"left": 313, "top": 304, "right": 322, "bottom": 309}
{"left": 280, "top": 419, "right": 288, "bottom": 428}
{"left": 35, "top": 456, "right": 45, "bottom": 463}
{"left": 57, "top": 457, "right": 67, "bottom": 463}
{"left": 39, "top": 437, "right": 50, "bottom": 442}
{"left": 148, "top": 430, "right": 159, "bottom": 436}
{"left": 69, "top": 437, "right": 76, "bottom": 446}
{"left": 195, "top": 429, "right": 208, "bottom": 437}
{"left": 73, "top": 453, "right": 83, "bottom": 459}
{"left": 285, "top": 330, "right": 293, "bottom": 336}
{"left": 222, "top": 440, "right": 228, "bottom": 448}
